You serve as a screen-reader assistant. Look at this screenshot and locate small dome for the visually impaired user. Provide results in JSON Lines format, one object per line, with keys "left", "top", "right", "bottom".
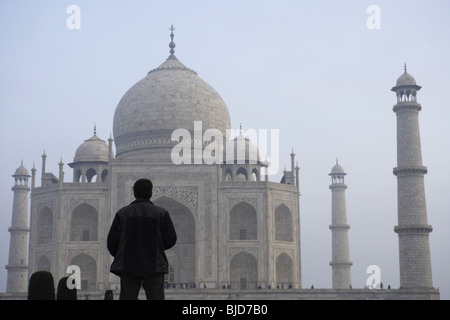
{"left": 14, "top": 163, "right": 29, "bottom": 176}
{"left": 396, "top": 72, "right": 417, "bottom": 86}
{"left": 73, "top": 134, "right": 110, "bottom": 162}
{"left": 392, "top": 65, "right": 421, "bottom": 92}
{"left": 223, "top": 134, "right": 260, "bottom": 164}
{"left": 330, "top": 162, "right": 346, "bottom": 175}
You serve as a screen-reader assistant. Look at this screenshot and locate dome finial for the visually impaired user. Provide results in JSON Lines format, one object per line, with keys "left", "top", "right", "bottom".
{"left": 94, "top": 123, "right": 97, "bottom": 136}
{"left": 239, "top": 123, "right": 242, "bottom": 135}
{"left": 404, "top": 63, "right": 407, "bottom": 74}
{"left": 169, "top": 24, "right": 176, "bottom": 56}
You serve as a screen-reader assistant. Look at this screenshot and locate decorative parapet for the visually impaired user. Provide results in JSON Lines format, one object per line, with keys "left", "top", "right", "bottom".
{"left": 393, "top": 103, "right": 422, "bottom": 113}
{"left": 394, "top": 225, "right": 433, "bottom": 234}
{"left": 393, "top": 165, "right": 427, "bottom": 176}
{"left": 153, "top": 186, "right": 198, "bottom": 212}
{"left": 329, "top": 224, "right": 350, "bottom": 230}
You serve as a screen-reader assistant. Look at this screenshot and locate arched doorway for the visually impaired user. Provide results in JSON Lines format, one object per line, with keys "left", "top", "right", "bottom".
{"left": 276, "top": 252, "right": 293, "bottom": 287}
{"left": 36, "top": 207, "right": 53, "bottom": 244}
{"left": 275, "top": 204, "right": 293, "bottom": 242}
{"left": 229, "top": 202, "right": 257, "bottom": 240}
{"left": 70, "top": 203, "right": 98, "bottom": 242}
{"left": 70, "top": 253, "right": 97, "bottom": 292}
{"left": 230, "top": 251, "right": 258, "bottom": 289}
{"left": 153, "top": 196, "right": 196, "bottom": 285}
{"left": 36, "top": 255, "right": 51, "bottom": 272}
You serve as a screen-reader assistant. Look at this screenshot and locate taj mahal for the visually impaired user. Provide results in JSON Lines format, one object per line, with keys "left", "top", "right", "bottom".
{"left": 1, "top": 28, "right": 440, "bottom": 300}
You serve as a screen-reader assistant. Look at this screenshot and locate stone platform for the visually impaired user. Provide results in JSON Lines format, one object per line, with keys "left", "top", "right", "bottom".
{"left": 0, "top": 287, "right": 440, "bottom": 300}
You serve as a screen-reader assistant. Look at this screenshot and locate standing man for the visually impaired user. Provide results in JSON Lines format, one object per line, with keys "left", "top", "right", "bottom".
{"left": 107, "top": 178, "right": 177, "bottom": 300}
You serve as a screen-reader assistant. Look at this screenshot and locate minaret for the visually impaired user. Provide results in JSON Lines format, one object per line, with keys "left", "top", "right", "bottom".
{"left": 6, "top": 161, "right": 31, "bottom": 293}
{"left": 329, "top": 160, "right": 352, "bottom": 289}
{"left": 392, "top": 65, "right": 433, "bottom": 288}
{"left": 108, "top": 134, "right": 114, "bottom": 161}
{"left": 58, "top": 158, "right": 64, "bottom": 183}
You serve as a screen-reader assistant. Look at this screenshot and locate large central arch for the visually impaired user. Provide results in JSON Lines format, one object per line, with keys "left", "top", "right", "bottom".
{"left": 153, "top": 196, "right": 196, "bottom": 284}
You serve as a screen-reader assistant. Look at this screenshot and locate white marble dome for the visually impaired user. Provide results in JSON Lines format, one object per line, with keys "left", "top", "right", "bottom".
{"left": 73, "top": 134, "right": 110, "bottom": 162}
{"left": 14, "top": 163, "right": 29, "bottom": 176}
{"left": 113, "top": 54, "right": 231, "bottom": 158}
{"left": 396, "top": 72, "right": 417, "bottom": 86}
{"left": 223, "top": 134, "right": 260, "bottom": 164}
{"left": 331, "top": 162, "right": 345, "bottom": 175}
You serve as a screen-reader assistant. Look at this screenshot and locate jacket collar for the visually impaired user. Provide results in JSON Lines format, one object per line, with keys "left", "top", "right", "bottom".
{"left": 132, "top": 198, "right": 154, "bottom": 205}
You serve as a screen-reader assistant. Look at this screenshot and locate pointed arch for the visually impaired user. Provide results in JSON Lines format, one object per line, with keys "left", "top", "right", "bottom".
{"left": 230, "top": 201, "right": 257, "bottom": 240}
{"left": 70, "top": 253, "right": 97, "bottom": 291}
{"left": 230, "top": 251, "right": 258, "bottom": 289}
{"left": 275, "top": 204, "right": 293, "bottom": 242}
{"left": 153, "top": 196, "right": 196, "bottom": 284}
{"left": 70, "top": 203, "right": 98, "bottom": 241}
{"left": 224, "top": 167, "right": 233, "bottom": 181}
{"left": 37, "top": 206, "right": 53, "bottom": 244}
{"left": 251, "top": 167, "right": 260, "bottom": 181}
{"left": 86, "top": 168, "right": 97, "bottom": 182}
{"left": 101, "top": 169, "right": 109, "bottom": 182}
{"left": 37, "top": 255, "right": 51, "bottom": 273}
{"left": 235, "top": 167, "right": 248, "bottom": 181}
{"left": 276, "top": 252, "right": 293, "bottom": 285}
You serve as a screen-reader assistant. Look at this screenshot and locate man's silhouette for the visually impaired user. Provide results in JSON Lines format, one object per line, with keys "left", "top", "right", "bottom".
{"left": 107, "top": 178, "right": 177, "bottom": 300}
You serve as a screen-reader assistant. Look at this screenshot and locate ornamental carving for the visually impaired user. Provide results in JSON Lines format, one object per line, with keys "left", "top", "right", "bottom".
{"left": 67, "top": 249, "right": 98, "bottom": 262}
{"left": 394, "top": 225, "right": 433, "bottom": 234}
{"left": 228, "top": 197, "right": 258, "bottom": 212}
{"left": 35, "top": 250, "right": 52, "bottom": 260}
{"left": 273, "top": 199, "right": 293, "bottom": 212}
{"left": 68, "top": 198, "right": 100, "bottom": 212}
{"left": 36, "top": 200, "right": 54, "bottom": 213}
{"left": 393, "top": 166, "right": 428, "bottom": 176}
{"left": 274, "top": 247, "right": 295, "bottom": 260}
{"left": 115, "top": 130, "right": 175, "bottom": 152}
{"left": 393, "top": 103, "right": 422, "bottom": 113}
{"left": 228, "top": 246, "right": 259, "bottom": 260}
{"left": 153, "top": 186, "right": 198, "bottom": 212}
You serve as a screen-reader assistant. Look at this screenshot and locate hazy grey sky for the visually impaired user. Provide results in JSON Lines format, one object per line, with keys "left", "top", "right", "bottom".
{"left": 1, "top": 1, "right": 449, "bottom": 298}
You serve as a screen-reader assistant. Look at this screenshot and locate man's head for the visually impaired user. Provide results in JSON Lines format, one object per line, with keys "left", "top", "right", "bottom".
{"left": 133, "top": 178, "right": 153, "bottom": 199}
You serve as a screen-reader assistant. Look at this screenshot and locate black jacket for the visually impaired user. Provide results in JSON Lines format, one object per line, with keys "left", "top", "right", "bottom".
{"left": 107, "top": 199, "right": 177, "bottom": 276}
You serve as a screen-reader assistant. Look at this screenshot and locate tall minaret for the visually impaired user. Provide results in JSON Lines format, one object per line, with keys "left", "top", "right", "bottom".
{"left": 392, "top": 65, "right": 433, "bottom": 288}
{"left": 6, "top": 161, "right": 31, "bottom": 293}
{"left": 329, "top": 160, "right": 352, "bottom": 289}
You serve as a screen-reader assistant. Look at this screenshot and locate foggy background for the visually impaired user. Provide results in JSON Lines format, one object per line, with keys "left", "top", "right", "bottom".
{"left": 0, "top": 1, "right": 449, "bottom": 299}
